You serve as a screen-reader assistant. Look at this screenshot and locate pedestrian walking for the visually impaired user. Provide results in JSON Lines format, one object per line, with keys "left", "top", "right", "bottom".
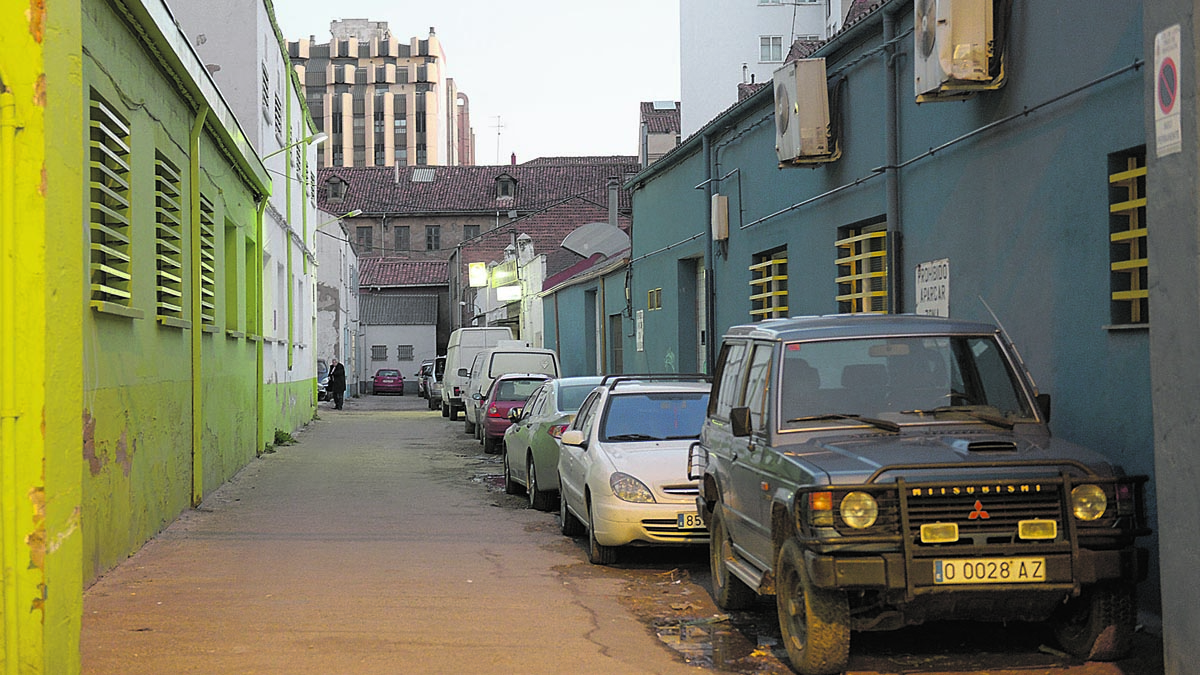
{"left": 329, "top": 358, "right": 346, "bottom": 409}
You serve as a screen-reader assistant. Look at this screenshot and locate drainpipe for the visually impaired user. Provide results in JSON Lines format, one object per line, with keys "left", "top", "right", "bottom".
{"left": 190, "top": 106, "right": 208, "bottom": 506}
{"left": 285, "top": 82, "right": 295, "bottom": 372}
{"left": 255, "top": 198, "right": 267, "bottom": 456}
{"left": 884, "top": 4, "right": 903, "bottom": 314}
{"left": 1, "top": 85, "right": 23, "bottom": 675}
{"left": 702, "top": 134, "right": 716, "bottom": 371}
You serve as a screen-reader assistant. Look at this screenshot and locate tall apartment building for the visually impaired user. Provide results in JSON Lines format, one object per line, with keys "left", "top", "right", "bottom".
{"left": 287, "top": 22, "right": 475, "bottom": 168}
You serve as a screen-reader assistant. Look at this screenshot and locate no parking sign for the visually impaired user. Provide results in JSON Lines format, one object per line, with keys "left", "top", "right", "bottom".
{"left": 1155, "top": 25, "right": 1182, "bottom": 157}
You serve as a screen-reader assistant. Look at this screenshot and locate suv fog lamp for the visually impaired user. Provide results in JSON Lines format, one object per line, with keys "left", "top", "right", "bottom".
{"left": 808, "top": 491, "right": 834, "bottom": 527}
{"left": 839, "top": 491, "right": 878, "bottom": 529}
{"left": 1071, "top": 484, "right": 1107, "bottom": 521}
{"left": 610, "top": 472, "right": 656, "bottom": 503}
{"left": 920, "top": 522, "right": 958, "bottom": 543}
{"left": 1018, "top": 519, "right": 1058, "bottom": 540}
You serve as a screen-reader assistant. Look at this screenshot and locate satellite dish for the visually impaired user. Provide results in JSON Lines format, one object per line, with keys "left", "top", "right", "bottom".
{"left": 561, "top": 222, "right": 630, "bottom": 259}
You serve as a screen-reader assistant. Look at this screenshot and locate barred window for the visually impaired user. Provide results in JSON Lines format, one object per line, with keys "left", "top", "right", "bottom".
{"left": 398, "top": 345, "right": 414, "bottom": 361}
{"left": 749, "top": 249, "right": 787, "bottom": 320}
{"left": 88, "top": 91, "right": 134, "bottom": 312}
{"left": 836, "top": 223, "right": 888, "bottom": 314}
{"left": 261, "top": 63, "right": 270, "bottom": 120}
{"left": 154, "top": 152, "right": 185, "bottom": 322}
{"left": 371, "top": 345, "right": 387, "bottom": 360}
{"left": 1109, "top": 147, "right": 1148, "bottom": 325}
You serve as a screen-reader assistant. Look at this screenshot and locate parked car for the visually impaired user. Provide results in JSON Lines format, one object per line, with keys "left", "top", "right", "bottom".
{"left": 317, "top": 358, "right": 330, "bottom": 401}
{"left": 477, "top": 373, "right": 552, "bottom": 454}
{"left": 463, "top": 344, "right": 560, "bottom": 438}
{"left": 558, "top": 375, "right": 712, "bottom": 565}
{"left": 689, "top": 314, "right": 1151, "bottom": 674}
{"left": 372, "top": 368, "right": 405, "bottom": 395}
{"left": 427, "top": 356, "right": 446, "bottom": 411}
{"left": 416, "top": 359, "right": 434, "bottom": 399}
{"left": 503, "top": 376, "right": 604, "bottom": 511}
{"left": 442, "top": 327, "right": 514, "bottom": 420}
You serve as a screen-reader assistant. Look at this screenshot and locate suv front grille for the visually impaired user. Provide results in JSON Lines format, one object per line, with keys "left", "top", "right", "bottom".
{"left": 905, "top": 484, "right": 1063, "bottom": 547}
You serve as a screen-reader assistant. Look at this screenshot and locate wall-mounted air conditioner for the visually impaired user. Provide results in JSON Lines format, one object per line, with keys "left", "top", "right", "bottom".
{"left": 773, "top": 58, "right": 839, "bottom": 165}
{"left": 914, "top": 0, "right": 1007, "bottom": 103}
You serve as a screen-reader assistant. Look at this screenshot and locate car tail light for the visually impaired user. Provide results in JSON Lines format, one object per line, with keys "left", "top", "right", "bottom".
{"left": 547, "top": 424, "right": 569, "bottom": 438}
{"left": 488, "top": 405, "right": 504, "bottom": 418}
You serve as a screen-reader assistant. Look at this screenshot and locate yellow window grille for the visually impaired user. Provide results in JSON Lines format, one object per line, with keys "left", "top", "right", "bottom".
{"left": 88, "top": 93, "right": 133, "bottom": 309}
{"left": 154, "top": 154, "right": 185, "bottom": 320}
{"left": 749, "top": 253, "right": 788, "bottom": 320}
{"left": 836, "top": 229, "right": 888, "bottom": 314}
{"left": 1109, "top": 151, "right": 1147, "bottom": 324}
{"left": 199, "top": 196, "right": 217, "bottom": 326}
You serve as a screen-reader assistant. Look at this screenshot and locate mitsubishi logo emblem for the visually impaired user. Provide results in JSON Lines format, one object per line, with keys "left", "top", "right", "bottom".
{"left": 968, "top": 500, "right": 990, "bottom": 520}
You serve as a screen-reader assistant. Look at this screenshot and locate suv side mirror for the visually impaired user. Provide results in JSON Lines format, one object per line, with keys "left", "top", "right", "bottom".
{"left": 508, "top": 408, "right": 523, "bottom": 421}
{"left": 458, "top": 368, "right": 469, "bottom": 377}
{"left": 730, "top": 406, "right": 752, "bottom": 437}
{"left": 1036, "top": 393, "right": 1052, "bottom": 422}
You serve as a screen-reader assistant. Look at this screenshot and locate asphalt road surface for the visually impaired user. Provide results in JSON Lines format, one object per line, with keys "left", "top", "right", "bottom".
{"left": 81, "top": 392, "right": 1164, "bottom": 674}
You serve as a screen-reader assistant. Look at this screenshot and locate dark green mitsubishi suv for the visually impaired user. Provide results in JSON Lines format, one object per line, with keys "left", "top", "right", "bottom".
{"left": 688, "top": 314, "right": 1150, "bottom": 675}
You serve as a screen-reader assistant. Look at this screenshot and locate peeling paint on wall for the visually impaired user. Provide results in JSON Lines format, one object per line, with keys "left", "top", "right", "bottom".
{"left": 83, "top": 409, "right": 102, "bottom": 476}
{"left": 28, "top": 0, "right": 45, "bottom": 43}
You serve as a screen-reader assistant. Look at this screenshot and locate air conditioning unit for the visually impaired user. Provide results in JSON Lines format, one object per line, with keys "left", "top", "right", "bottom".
{"left": 773, "top": 58, "right": 838, "bottom": 165}
{"left": 914, "top": 0, "right": 1006, "bottom": 103}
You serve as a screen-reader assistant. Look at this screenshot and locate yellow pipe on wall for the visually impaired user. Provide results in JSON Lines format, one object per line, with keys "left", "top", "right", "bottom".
{"left": 189, "top": 105, "right": 208, "bottom": 506}
{"left": 256, "top": 197, "right": 267, "bottom": 455}
{"left": 1, "top": 86, "right": 23, "bottom": 675}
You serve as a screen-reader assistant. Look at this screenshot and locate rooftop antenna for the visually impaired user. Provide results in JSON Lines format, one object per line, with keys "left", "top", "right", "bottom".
{"left": 491, "top": 115, "right": 504, "bottom": 164}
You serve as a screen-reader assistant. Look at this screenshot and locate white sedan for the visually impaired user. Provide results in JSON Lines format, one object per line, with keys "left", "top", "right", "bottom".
{"left": 557, "top": 375, "right": 711, "bottom": 565}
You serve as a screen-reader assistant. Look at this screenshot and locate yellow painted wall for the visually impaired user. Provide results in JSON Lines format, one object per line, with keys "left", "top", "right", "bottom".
{"left": 2, "top": 0, "right": 86, "bottom": 672}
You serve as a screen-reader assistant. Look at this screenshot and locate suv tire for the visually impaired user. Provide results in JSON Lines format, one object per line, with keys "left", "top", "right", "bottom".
{"left": 709, "top": 504, "right": 756, "bottom": 609}
{"left": 776, "top": 539, "right": 849, "bottom": 675}
{"left": 1052, "top": 582, "right": 1136, "bottom": 661}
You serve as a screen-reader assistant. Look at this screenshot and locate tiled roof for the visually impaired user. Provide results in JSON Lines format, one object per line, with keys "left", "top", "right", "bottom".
{"left": 738, "top": 82, "right": 768, "bottom": 102}
{"left": 359, "top": 294, "right": 438, "bottom": 325}
{"left": 318, "top": 156, "right": 640, "bottom": 216}
{"left": 359, "top": 258, "right": 448, "bottom": 287}
{"left": 461, "top": 201, "right": 624, "bottom": 279}
{"left": 640, "top": 101, "right": 681, "bottom": 134}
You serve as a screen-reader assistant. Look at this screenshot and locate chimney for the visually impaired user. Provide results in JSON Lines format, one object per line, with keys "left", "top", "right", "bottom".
{"left": 510, "top": 152, "right": 516, "bottom": 166}
{"left": 608, "top": 177, "right": 619, "bottom": 228}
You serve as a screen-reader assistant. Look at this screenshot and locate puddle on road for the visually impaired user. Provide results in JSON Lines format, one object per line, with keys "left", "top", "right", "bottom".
{"left": 470, "top": 473, "right": 505, "bottom": 493}
{"left": 655, "top": 614, "right": 782, "bottom": 672}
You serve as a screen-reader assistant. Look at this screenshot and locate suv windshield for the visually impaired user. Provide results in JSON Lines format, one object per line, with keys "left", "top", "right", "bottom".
{"left": 779, "top": 335, "right": 1035, "bottom": 428}
{"left": 601, "top": 392, "right": 710, "bottom": 442}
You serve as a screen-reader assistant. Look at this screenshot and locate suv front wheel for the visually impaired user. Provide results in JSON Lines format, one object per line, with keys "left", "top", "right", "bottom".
{"left": 709, "top": 503, "right": 755, "bottom": 609}
{"left": 775, "top": 539, "right": 850, "bottom": 675}
{"left": 1052, "top": 582, "right": 1136, "bottom": 661}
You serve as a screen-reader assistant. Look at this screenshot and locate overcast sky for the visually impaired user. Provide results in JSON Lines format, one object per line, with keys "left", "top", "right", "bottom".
{"left": 271, "top": 0, "right": 681, "bottom": 165}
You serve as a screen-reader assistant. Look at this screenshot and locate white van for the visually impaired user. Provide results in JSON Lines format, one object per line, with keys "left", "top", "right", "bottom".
{"left": 463, "top": 344, "right": 561, "bottom": 436}
{"left": 442, "top": 327, "right": 513, "bottom": 420}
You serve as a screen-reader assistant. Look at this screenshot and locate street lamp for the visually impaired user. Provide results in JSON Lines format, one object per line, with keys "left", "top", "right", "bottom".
{"left": 315, "top": 209, "right": 362, "bottom": 231}
{"left": 262, "top": 131, "right": 328, "bottom": 160}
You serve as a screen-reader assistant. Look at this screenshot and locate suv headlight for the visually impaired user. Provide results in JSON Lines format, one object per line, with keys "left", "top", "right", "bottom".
{"left": 839, "top": 491, "right": 878, "bottom": 529}
{"left": 1071, "top": 484, "right": 1107, "bottom": 521}
{"left": 610, "top": 472, "right": 656, "bottom": 503}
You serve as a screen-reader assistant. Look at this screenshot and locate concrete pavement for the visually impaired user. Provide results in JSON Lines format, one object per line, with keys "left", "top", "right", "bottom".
{"left": 81, "top": 393, "right": 702, "bottom": 674}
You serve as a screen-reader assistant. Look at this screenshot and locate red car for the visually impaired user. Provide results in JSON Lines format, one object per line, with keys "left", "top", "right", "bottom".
{"left": 372, "top": 368, "right": 405, "bottom": 395}
{"left": 480, "top": 373, "right": 551, "bottom": 454}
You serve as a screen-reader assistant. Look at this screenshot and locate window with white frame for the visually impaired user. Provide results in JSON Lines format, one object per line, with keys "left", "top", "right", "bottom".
{"left": 760, "top": 36, "right": 784, "bottom": 63}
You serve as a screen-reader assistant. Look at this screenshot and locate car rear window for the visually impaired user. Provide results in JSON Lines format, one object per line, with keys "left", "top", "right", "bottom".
{"left": 377, "top": 369, "right": 400, "bottom": 377}
{"left": 557, "top": 383, "right": 598, "bottom": 412}
{"left": 493, "top": 378, "right": 547, "bottom": 401}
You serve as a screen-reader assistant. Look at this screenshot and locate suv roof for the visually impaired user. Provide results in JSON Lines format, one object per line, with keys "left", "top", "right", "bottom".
{"left": 724, "top": 314, "right": 1001, "bottom": 343}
